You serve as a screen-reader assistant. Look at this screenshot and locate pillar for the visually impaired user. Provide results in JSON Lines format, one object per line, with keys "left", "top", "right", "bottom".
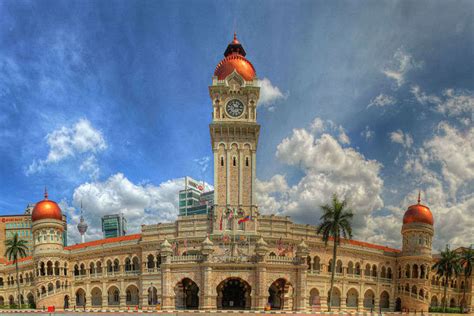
{"left": 200, "top": 265, "right": 215, "bottom": 309}
{"left": 161, "top": 265, "right": 173, "bottom": 310}
{"left": 255, "top": 263, "right": 267, "bottom": 310}
{"left": 296, "top": 266, "right": 307, "bottom": 311}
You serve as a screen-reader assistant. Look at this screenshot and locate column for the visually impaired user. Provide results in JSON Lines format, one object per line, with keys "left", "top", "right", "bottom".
{"left": 296, "top": 266, "right": 307, "bottom": 311}
{"left": 161, "top": 265, "right": 173, "bottom": 310}
{"left": 200, "top": 264, "right": 215, "bottom": 309}
{"left": 85, "top": 283, "right": 91, "bottom": 309}
{"left": 255, "top": 263, "right": 267, "bottom": 310}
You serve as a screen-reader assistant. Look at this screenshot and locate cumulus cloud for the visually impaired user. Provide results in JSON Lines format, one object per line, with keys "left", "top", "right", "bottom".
{"left": 256, "top": 117, "right": 384, "bottom": 236}
{"left": 382, "top": 48, "right": 421, "bottom": 88}
{"left": 367, "top": 93, "right": 396, "bottom": 108}
{"left": 390, "top": 130, "right": 414, "bottom": 148}
{"left": 26, "top": 119, "right": 106, "bottom": 177}
{"left": 411, "top": 85, "right": 474, "bottom": 124}
{"left": 424, "top": 122, "right": 474, "bottom": 196}
{"left": 396, "top": 123, "right": 474, "bottom": 249}
{"left": 66, "top": 174, "right": 211, "bottom": 244}
{"left": 257, "top": 78, "right": 288, "bottom": 111}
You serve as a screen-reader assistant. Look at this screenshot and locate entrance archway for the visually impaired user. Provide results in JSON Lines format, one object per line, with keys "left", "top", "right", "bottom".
{"left": 64, "top": 295, "right": 69, "bottom": 309}
{"left": 216, "top": 277, "right": 251, "bottom": 309}
{"left": 175, "top": 278, "right": 199, "bottom": 309}
{"left": 380, "top": 291, "right": 389, "bottom": 309}
{"left": 268, "top": 278, "right": 293, "bottom": 310}
{"left": 309, "top": 288, "right": 320, "bottom": 309}
{"left": 148, "top": 286, "right": 158, "bottom": 305}
{"left": 346, "top": 288, "right": 359, "bottom": 308}
{"left": 75, "top": 289, "right": 86, "bottom": 307}
{"left": 395, "top": 298, "right": 402, "bottom": 312}
{"left": 91, "top": 287, "right": 102, "bottom": 307}
{"left": 126, "top": 285, "right": 140, "bottom": 306}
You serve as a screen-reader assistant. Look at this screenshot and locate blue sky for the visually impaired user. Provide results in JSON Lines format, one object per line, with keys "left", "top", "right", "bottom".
{"left": 0, "top": 0, "right": 473, "bottom": 248}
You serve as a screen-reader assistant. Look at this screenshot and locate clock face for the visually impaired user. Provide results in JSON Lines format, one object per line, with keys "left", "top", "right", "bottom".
{"left": 226, "top": 99, "right": 245, "bottom": 117}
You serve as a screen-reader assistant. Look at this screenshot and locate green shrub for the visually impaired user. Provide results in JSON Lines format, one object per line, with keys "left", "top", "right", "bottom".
{"left": 429, "top": 306, "right": 463, "bottom": 313}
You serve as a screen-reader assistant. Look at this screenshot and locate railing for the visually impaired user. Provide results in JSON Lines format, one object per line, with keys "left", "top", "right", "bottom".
{"left": 171, "top": 255, "right": 202, "bottom": 262}
{"left": 74, "top": 274, "right": 87, "bottom": 280}
{"left": 124, "top": 270, "right": 140, "bottom": 276}
{"left": 267, "top": 256, "right": 296, "bottom": 264}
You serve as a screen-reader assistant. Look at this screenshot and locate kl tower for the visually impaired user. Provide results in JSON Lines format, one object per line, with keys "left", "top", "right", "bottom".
{"left": 77, "top": 202, "right": 88, "bottom": 243}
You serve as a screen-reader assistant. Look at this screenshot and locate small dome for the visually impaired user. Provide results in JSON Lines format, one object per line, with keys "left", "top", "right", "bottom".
{"left": 403, "top": 193, "right": 434, "bottom": 226}
{"left": 32, "top": 189, "right": 62, "bottom": 222}
{"left": 214, "top": 33, "right": 256, "bottom": 81}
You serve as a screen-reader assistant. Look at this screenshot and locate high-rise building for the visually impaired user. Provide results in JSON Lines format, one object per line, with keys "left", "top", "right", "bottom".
{"left": 0, "top": 201, "right": 67, "bottom": 259}
{"left": 101, "top": 214, "right": 127, "bottom": 238}
{"left": 178, "top": 177, "right": 214, "bottom": 216}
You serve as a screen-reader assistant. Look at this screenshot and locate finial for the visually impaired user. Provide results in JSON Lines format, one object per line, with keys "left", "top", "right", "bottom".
{"left": 234, "top": 32, "right": 237, "bottom": 41}
{"left": 417, "top": 190, "right": 421, "bottom": 204}
{"left": 44, "top": 187, "right": 48, "bottom": 200}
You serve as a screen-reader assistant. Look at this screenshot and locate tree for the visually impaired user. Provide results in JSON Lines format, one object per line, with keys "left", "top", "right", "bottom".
{"left": 459, "top": 246, "right": 473, "bottom": 312}
{"left": 4, "top": 233, "right": 28, "bottom": 308}
{"left": 317, "top": 194, "right": 353, "bottom": 311}
{"left": 432, "top": 245, "right": 461, "bottom": 312}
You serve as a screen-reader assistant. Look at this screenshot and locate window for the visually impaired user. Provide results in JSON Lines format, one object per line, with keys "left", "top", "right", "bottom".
{"left": 233, "top": 156, "right": 236, "bottom": 166}
{"left": 245, "top": 157, "right": 249, "bottom": 167}
{"left": 220, "top": 157, "right": 224, "bottom": 166}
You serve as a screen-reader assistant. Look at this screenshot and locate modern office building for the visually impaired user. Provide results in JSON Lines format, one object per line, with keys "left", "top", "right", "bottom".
{"left": 178, "top": 177, "right": 214, "bottom": 216}
{"left": 101, "top": 214, "right": 127, "bottom": 239}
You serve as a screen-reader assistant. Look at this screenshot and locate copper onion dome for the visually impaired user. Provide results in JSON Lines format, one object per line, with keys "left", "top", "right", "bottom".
{"left": 403, "top": 192, "right": 434, "bottom": 226}
{"left": 214, "top": 33, "right": 256, "bottom": 81}
{"left": 31, "top": 188, "right": 63, "bottom": 222}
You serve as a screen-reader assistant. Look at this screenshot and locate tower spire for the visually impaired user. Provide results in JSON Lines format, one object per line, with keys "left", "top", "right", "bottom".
{"left": 77, "top": 200, "right": 88, "bottom": 243}
{"left": 417, "top": 190, "right": 421, "bottom": 204}
{"left": 44, "top": 187, "right": 48, "bottom": 200}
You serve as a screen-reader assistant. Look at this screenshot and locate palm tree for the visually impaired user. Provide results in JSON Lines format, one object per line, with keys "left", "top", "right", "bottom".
{"left": 5, "top": 233, "right": 28, "bottom": 308}
{"left": 459, "top": 246, "right": 473, "bottom": 312}
{"left": 432, "top": 245, "right": 461, "bottom": 312}
{"left": 317, "top": 194, "right": 353, "bottom": 312}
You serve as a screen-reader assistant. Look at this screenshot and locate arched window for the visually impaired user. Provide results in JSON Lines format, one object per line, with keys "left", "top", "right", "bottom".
{"left": 232, "top": 156, "right": 236, "bottom": 166}
{"left": 220, "top": 157, "right": 224, "bottom": 166}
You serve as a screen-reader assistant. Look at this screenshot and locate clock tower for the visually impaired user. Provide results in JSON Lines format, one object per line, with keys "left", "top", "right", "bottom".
{"left": 209, "top": 34, "right": 260, "bottom": 233}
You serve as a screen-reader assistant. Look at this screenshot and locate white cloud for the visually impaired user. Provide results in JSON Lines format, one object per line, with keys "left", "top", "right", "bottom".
{"left": 382, "top": 48, "right": 421, "bottom": 88}
{"left": 256, "top": 118, "right": 384, "bottom": 235}
{"left": 26, "top": 119, "right": 106, "bottom": 176}
{"left": 437, "top": 89, "right": 474, "bottom": 121}
{"left": 411, "top": 85, "right": 473, "bottom": 124}
{"left": 258, "top": 78, "right": 287, "bottom": 111}
{"left": 361, "top": 126, "right": 374, "bottom": 141}
{"left": 410, "top": 85, "right": 441, "bottom": 105}
{"left": 66, "top": 174, "right": 212, "bottom": 244}
{"left": 424, "top": 122, "right": 474, "bottom": 196}
{"left": 395, "top": 123, "right": 474, "bottom": 249}
{"left": 390, "top": 130, "right": 413, "bottom": 148}
{"left": 367, "top": 93, "right": 396, "bottom": 108}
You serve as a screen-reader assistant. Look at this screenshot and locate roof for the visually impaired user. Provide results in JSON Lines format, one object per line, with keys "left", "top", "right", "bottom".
{"left": 2, "top": 256, "right": 33, "bottom": 266}
{"left": 328, "top": 237, "right": 400, "bottom": 253}
{"left": 64, "top": 233, "right": 141, "bottom": 251}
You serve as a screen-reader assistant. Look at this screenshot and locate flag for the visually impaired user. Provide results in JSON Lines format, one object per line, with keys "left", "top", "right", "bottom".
{"left": 277, "top": 237, "right": 283, "bottom": 251}
{"left": 238, "top": 215, "right": 250, "bottom": 224}
{"left": 228, "top": 210, "right": 233, "bottom": 220}
{"left": 219, "top": 214, "right": 223, "bottom": 231}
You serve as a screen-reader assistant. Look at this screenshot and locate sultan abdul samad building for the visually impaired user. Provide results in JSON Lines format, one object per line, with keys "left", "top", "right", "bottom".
{"left": 0, "top": 34, "right": 471, "bottom": 312}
